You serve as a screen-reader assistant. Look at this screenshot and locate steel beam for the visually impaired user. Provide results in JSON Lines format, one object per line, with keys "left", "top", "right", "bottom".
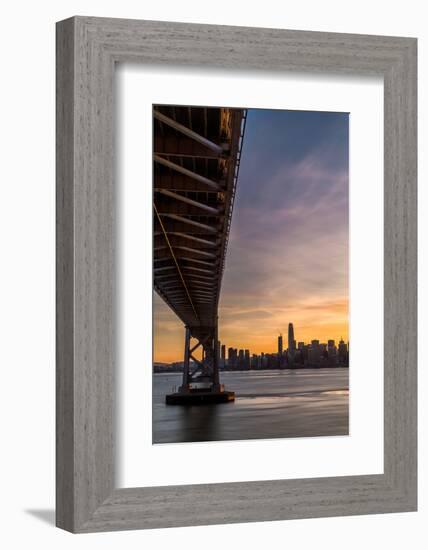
{"left": 155, "top": 187, "right": 221, "bottom": 215}
{"left": 154, "top": 135, "right": 225, "bottom": 160}
{"left": 155, "top": 219, "right": 217, "bottom": 236}
{"left": 154, "top": 248, "right": 216, "bottom": 262}
{"left": 156, "top": 202, "right": 224, "bottom": 217}
{"left": 175, "top": 246, "right": 217, "bottom": 259}
{"left": 160, "top": 213, "right": 217, "bottom": 233}
{"left": 183, "top": 265, "right": 214, "bottom": 274}
{"left": 186, "top": 275, "right": 215, "bottom": 282}
{"left": 179, "top": 257, "right": 216, "bottom": 267}
{"left": 153, "top": 265, "right": 176, "bottom": 273}
{"left": 153, "top": 256, "right": 174, "bottom": 263}
{"left": 213, "top": 317, "right": 220, "bottom": 387}
{"left": 171, "top": 232, "right": 218, "bottom": 247}
{"left": 182, "top": 326, "right": 191, "bottom": 389}
{"left": 185, "top": 280, "right": 215, "bottom": 288}
{"left": 154, "top": 235, "right": 219, "bottom": 255}
{"left": 154, "top": 155, "right": 221, "bottom": 191}
{"left": 163, "top": 289, "right": 185, "bottom": 295}
{"left": 157, "top": 286, "right": 182, "bottom": 292}
{"left": 154, "top": 274, "right": 177, "bottom": 281}
{"left": 154, "top": 109, "right": 224, "bottom": 155}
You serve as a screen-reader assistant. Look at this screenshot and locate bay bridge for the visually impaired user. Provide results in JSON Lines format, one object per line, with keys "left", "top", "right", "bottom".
{"left": 153, "top": 105, "right": 247, "bottom": 404}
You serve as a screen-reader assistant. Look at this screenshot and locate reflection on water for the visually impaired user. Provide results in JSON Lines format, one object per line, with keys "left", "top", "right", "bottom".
{"left": 153, "top": 368, "right": 349, "bottom": 444}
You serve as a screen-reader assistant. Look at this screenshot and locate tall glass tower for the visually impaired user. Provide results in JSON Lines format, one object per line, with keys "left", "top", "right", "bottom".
{"left": 288, "top": 323, "right": 296, "bottom": 351}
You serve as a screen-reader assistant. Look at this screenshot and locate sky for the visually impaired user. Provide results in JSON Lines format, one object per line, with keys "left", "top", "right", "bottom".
{"left": 154, "top": 108, "right": 349, "bottom": 363}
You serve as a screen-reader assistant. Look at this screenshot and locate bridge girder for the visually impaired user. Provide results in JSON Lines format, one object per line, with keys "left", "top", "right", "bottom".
{"left": 153, "top": 105, "right": 246, "bottom": 392}
{"left": 154, "top": 105, "right": 246, "bottom": 328}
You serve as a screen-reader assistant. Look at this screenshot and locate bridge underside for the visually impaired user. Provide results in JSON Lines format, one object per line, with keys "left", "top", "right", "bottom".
{"left": 153, "top": 105, "right": 246, "bottom": 402}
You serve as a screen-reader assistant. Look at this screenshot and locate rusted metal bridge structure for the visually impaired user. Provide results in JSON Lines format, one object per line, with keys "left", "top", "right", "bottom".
{"left": 153, "top": 105, "right": 247, "bottom": 404}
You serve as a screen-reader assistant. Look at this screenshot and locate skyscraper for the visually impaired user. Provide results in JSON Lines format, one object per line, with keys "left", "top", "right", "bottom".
{"left": 308, "top": 340, "right": 321, "bottom": 364}
{"left": 228, "top": 347, "right": 237, "bottom": 369}
{"left": 338, "top": 338, "right": 348, "bottom": 365}
{"left": 220, "top": 344, "right": 226, "bottom": 368}
{"left": 288, "top": 323, "right": 296, "bottom": 351}
{"left": 238, "top": 349, "right": 244, "bottom": 368}
{"left": 278, "top": 334, "right": 283, "bottom": 356}
{"left": 244, "top": 349, "right": 250, "bottom": 369}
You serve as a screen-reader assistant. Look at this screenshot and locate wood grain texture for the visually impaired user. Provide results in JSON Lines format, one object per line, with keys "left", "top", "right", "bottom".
{"left": 56, "top": 16, "right": 417, "bottom": 533}
{"left": 56, "top": 17, "right": 75, "bottom": 532}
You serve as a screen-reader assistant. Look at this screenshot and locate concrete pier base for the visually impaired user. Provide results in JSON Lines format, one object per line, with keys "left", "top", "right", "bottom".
{"left": 165, "top": 390, "right": 235, "bottom": 406}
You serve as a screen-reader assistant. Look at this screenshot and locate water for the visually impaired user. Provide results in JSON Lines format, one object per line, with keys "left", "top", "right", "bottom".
{"left": 153, "top": 368, "right": 349, "bottom": 444}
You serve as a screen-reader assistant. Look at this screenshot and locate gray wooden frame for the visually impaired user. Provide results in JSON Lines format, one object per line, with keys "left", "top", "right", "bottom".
{"left": 56, "top": 16, "right": 417, "bottom": 533}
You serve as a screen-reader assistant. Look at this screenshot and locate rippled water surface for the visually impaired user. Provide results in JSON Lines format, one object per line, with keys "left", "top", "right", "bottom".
{"left": 153, "top": 368, "right": 349, "bottom": 444}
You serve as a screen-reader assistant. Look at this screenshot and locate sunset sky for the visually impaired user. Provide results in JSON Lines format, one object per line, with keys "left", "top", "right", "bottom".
{"left": 154, "top": 108, "right": 349, "bottom": 363}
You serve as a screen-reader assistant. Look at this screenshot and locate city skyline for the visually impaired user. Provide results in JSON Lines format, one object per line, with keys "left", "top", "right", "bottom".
{"left": 154, "top": 322, "right": 349, "bottom": 367}
{"left": 154, "top": 108, "right": 349, "bottom": 363}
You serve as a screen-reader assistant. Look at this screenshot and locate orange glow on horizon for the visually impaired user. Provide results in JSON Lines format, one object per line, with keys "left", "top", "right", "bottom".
{"left": 153, "top": 293, "right": 349, "bottom": 363}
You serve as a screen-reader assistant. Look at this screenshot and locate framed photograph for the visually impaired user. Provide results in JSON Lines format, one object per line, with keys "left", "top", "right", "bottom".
{"left": 56, "top": 16, "right": 417, "bottom": 532}
{"left": 150, "top": 104, "right": 350, "bottom": 446}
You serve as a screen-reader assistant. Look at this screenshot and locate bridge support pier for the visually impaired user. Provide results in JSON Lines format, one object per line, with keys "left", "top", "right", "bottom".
{"left": 181, "top": 326, "right": 191, "bottom": 392}
{"left": 165, "top": 322, "right": 235, "bottom": 405}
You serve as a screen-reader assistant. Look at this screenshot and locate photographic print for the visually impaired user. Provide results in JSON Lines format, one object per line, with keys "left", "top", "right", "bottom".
{"left": 153, "top": 105, "right": 349, "bottom": 444}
